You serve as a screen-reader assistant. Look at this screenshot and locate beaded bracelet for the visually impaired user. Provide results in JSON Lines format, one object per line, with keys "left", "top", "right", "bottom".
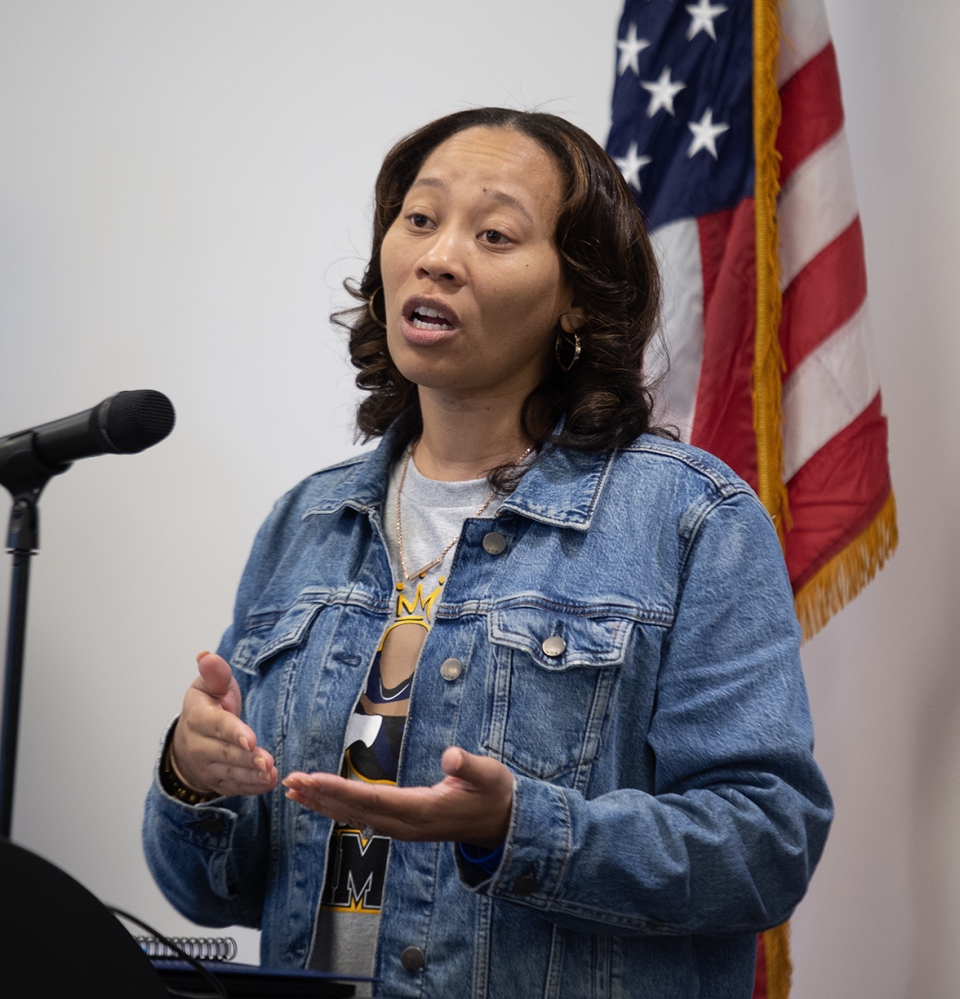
{"left": 160, "top": 733, "right": 221, "bottom": 806}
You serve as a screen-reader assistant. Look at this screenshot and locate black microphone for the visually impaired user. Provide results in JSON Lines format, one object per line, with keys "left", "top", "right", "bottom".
{"left": 0, "top": 390, "right": 176, "bottom": 479}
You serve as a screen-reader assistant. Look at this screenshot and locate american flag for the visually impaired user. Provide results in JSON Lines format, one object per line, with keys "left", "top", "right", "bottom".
{"left": 606, "top": 1, "right": 897, "bottom": 995}
{"left": 607, "top": 0, "right": 897, "bottom": 646}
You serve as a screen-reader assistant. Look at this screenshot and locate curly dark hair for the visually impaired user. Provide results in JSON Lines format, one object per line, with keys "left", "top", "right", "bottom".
{"left": 335, "top": 107, "right": 668, "bottom": 488}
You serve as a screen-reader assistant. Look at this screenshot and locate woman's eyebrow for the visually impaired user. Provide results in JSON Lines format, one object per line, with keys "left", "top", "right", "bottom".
{"left": 408, "top": 177, "right": 534, "bottom": 223}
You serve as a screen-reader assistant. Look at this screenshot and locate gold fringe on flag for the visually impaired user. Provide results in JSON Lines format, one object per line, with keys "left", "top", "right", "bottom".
{"left": 753, "top": 4, "right": 796, "bottom": 997}
{"left": 794, "top": 490, "right": 899, "bottom": 644}
{"left": 762, "top": 923, "right": 793, "bottom": 999}
{"left": 752, "top": 0, "right": 789, "bottom": 542}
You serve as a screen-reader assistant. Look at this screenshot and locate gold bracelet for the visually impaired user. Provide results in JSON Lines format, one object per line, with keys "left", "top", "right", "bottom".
{"left": 161, "top": 735, "right": 221, "bottom": 806}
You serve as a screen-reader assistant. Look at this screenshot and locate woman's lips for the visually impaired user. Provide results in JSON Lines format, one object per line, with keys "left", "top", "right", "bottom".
{"left": 400, "top": 297, "right": 460, "bottom": 346}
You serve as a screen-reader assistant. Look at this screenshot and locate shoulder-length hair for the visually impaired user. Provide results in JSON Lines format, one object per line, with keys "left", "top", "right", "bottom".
{"left": 335, "top": 107, "right": 668, "bottom": 488}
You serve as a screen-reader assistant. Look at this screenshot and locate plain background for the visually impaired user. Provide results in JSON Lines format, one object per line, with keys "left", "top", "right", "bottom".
{"left": 0, "top": 2, "right": 957, "bottom": 994}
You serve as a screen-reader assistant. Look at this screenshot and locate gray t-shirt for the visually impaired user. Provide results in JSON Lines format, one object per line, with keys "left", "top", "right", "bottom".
{"left": 309, "top": 452, "right": 504, "bottom": 993}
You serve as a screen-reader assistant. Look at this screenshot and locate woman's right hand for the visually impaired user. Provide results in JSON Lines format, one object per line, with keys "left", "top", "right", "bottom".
{"left": 170, "top": 651, "right": 278, "bottom": 797}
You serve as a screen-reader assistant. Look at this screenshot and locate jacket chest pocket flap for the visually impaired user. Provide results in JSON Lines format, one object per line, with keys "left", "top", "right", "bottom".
{"left": 231, "top": 600, "right": 327, "bottom": 677}
{"left": 482, "top": 606, "right": 633, "bottom": 782}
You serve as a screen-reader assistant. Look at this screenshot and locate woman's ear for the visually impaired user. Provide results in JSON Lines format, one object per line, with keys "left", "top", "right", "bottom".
{"left": 560, "top": 309, "right": 585, "bottom": 333}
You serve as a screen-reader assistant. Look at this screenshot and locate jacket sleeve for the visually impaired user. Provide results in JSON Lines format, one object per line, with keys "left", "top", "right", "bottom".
{"left": 142, "top": 731, "right": 271, "bottom": 928}
{"left": 459, "top": 490, "right": 833, "bottom": 936}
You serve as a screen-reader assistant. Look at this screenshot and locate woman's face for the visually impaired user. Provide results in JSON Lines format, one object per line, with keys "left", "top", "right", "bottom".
{"left": 380, "top": 126, "right": 578, "bottom": 403}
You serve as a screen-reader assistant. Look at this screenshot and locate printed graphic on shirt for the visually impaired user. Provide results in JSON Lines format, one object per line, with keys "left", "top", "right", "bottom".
{"left": 319, "top": 577, "right": 443, "bottom": 916}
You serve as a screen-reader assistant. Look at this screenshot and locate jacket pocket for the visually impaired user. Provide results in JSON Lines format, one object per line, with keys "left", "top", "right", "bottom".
{"left": 230, "top": 598, "right": 328, "bottom": 677}
{"left": 481, "top": 602, "right": 633, "bottom": 783}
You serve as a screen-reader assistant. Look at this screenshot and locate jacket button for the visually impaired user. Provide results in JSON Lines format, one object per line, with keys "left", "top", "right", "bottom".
{"left": 482, "top": 531, "right": 507, "bottom": 555}
{"left": 512, "top": 875, "right": 538, "bottom": 896}
{"left": 541, "top": 636, "right": 566, "bottom": 657}
{"left": 439, "top": 658, "right": 463, "bottom": 681}
{"left": 401, "top": 946, "right": 425, "bottom": 971}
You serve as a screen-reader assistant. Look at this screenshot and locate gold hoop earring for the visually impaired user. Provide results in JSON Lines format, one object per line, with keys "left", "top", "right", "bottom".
{"left": 367, "top": 288, "right": 387, "bottom": 329}
{"left": 555, "top": 329, "right": 581, "bottom": 372}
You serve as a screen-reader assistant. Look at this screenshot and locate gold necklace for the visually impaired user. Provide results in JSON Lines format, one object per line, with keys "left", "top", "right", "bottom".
{"left": 396, "top": 441, "right": 532, "bottom": 582}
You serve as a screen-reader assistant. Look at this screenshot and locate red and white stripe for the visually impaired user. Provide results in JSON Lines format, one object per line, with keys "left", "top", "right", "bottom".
{"left": 649, "top": 0, "right": 891, "bottom": 592}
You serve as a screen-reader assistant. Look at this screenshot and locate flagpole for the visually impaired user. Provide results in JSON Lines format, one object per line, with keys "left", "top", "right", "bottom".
{"left": 752, "top": 0, "right": 788, "bottom": 544}
{"left": 752, "top": 2, "right": 795, "bottom": 998}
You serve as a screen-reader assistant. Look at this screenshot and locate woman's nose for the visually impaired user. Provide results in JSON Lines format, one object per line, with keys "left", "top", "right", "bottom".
{"left": 415, "top": 230, "right": 467, "bottom": 285}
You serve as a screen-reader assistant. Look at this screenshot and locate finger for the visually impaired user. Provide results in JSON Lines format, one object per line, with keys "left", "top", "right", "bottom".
{"left": 175, "top": 704, "right": 275, "bottom": 794}
{"left": 203, "top": 762, "right": 280, "bottom": 797}
{"left": 183, "top": 688, "right": 261, "bottom": 756}
{"left": 196, "top": 652, "right": 235, "bottom": 700}
{"left": 441, "top": 746, "right": 508, "bottom": 790}
{"left": 175, "top": 724, "right": 280, "bottom": 793}
{"left": 186, "top": 731, "right": 276, "bottom": 780}
{"left": 283, "top": 773, "right": 420, "bottom": 834}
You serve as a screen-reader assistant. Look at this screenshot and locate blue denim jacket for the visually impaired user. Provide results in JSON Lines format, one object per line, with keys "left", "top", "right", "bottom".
{"left": 143, "top": 422, "right": 832, "bottom": 998}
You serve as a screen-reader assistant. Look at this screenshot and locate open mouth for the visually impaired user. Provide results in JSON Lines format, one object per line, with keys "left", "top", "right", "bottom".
{"left": 410, "top": 305, "right": 453, "bottom": 330}
{"left": 404, "top": 297, "right": 459, "bottom": 331}
{"left": 409, "top": 307, "right": 454, "bottom": 331}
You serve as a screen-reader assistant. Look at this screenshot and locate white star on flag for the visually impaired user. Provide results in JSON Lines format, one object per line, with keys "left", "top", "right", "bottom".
{"left": 687, "top": 108, "right": 729, "bottom": 159}
{"left": 614, "top": 142, "right": 652, "bottom": 191}
{"left": 617, "top": 23, "right": 651, "bottom": 76}
{"left": 685, "top": 0, "right": 728, "bottom": 41}
{"left": 641, "top": 67, "right": 687, "bottom": 117}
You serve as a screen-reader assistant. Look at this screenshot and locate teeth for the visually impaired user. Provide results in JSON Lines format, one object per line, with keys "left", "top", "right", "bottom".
{"left": 409, "top": 305, "right": 453, "bottom": 331}
{"left": 411, "top": 318, "right": 451, "bottom": 331}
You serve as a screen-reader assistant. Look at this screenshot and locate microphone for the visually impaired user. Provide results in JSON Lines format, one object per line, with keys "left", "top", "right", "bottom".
{"left": 0, "top": 390, "right": 176, "bottom": 477}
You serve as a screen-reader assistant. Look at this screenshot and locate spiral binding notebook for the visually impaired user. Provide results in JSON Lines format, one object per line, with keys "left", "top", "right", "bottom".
{"left": 136, "top": 934, "right": 239, "bottom": 960}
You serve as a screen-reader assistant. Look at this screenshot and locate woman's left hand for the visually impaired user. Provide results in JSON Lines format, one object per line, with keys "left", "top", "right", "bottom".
{"left": 282, "top": 747, "right": 513, "bottom": 849}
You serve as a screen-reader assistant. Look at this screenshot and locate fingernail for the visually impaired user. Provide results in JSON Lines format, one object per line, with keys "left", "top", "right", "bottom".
{"left": 260, "top": 770, "right": 269, "bottom": 782}
{"left": 255, "top": 754, "right": 266, "bottom": 771}
{"left": 239, "top": 736, "right": 250, "bottom": 751}
{"left": 196, "top": 650, "right": 211, "bottom": 663}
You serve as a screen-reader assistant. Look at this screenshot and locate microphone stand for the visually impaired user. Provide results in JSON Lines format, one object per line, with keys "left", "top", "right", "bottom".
{"left": 0, "top": 434, "right": 68, "bottom": 838}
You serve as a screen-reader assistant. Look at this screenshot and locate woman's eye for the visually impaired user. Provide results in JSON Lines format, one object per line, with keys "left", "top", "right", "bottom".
{"left": 482, "top": 230, "right": 510, "bottom": 245}
{"left": 408, "top": 213, "right": 433, "bottom": 229}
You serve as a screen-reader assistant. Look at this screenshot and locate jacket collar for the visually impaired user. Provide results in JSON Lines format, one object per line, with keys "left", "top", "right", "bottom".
{"left": 497, "top": 445, "right": 614, "bottom": 531}
{"left": 307, "top": 415, "right": 615, "bottom": 532}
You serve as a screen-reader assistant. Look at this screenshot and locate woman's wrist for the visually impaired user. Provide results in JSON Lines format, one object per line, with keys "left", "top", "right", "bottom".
{"left": 160, "top": 724, "right": 220, "bottom": 805}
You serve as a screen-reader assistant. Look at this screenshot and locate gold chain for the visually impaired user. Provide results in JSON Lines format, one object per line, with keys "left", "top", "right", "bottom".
{"left": 396, "top": 440, "right": 532, "bottom": 582}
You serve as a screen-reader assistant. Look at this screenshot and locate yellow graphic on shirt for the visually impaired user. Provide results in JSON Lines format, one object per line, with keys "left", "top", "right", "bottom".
{"left": 371, "top": 578, "right": 443, "bottom": 700}
{"left": 319, "top": 827, "right": 389, "bottom": 913}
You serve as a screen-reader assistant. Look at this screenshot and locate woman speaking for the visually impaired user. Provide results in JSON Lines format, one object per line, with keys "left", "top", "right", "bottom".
{"left": 144, "top": 107, "right": 832, "bottom": 999}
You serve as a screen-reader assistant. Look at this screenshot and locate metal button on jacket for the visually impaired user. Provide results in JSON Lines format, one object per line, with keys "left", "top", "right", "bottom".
{"left": 512, "top": 875, "right": 538, "bottom": 896}
{"left": 541, "top": 635, "right": 566, "bottom": 658}
{"left": 401, "top": 946, "right": 426, "bottom": 971}
{"left": 482, "top": 531, "right": 507, "bottom": 555}
{"left": 439, "top": 658, "right": 463, "bottom": 681}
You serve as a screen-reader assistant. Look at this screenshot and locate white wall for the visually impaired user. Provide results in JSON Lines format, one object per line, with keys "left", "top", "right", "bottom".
{"left": 0, "top": 0, "right": 624, "bottom": 968}
{"left": 0, "top": 1, "right": 956, "bottom": 993}
{"left": 788, "top": 2, "right": 960, "bottom": 996}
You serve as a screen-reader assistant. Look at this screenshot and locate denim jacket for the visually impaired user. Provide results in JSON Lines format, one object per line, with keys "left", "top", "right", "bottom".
{"left": 143, "top": 422, "right": 832, "bottom": 999}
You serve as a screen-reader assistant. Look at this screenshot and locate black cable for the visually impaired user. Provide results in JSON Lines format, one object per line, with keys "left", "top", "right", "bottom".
{"left": 107, "top": 906, "right": 228, "bottom": 998}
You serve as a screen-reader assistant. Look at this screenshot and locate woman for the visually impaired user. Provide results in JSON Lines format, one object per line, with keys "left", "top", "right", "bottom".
{"left": 144, "top": 108, "right": 832, "bottom": 999}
